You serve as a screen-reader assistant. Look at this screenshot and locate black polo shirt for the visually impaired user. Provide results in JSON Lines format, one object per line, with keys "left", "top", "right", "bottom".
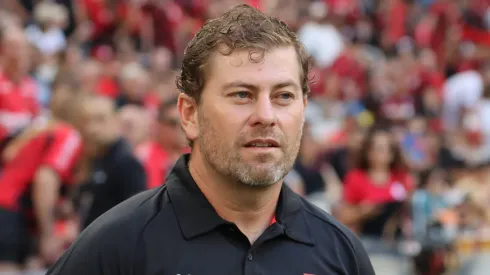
{"left": 47, "top": 154, "right": 375, "bottom": 275}
{"left": 77, "top": 138, "right": 147, "bottom": 229}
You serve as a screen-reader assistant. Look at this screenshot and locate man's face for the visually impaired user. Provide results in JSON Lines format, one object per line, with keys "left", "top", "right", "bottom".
{"left": 1, "top": 29, "right": 30, "bottom": 74}
{"left": 158, "top": 106, "right": 187, "bottom": 149}
{"left": 188, "top": 46, "right": 307, "bottom": 187}
{"left": 79, "top": 97, "right": 118, "bottom": 150}
{"left": 118, "top": 106, "right": 150, "bottom": 148}
{"left": 50, "top": 85, "right": 71, "bottom": 117}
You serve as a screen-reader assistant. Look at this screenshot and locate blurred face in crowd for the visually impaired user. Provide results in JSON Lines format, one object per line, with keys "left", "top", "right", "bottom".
{"left": 78, "top": 96, "right": 119, "bottom": 152}
{"left": 367, "top": 131, "right": 394, "bottom": 170}
{"left": 0, "top": 26, "right": 30, "bottom": 77}
{"left": 63, "top": 44, "right": 83, "bottom": 68}
{"left": 419, "top": 48, "right": 437, "bottom": 72}
{"left": 422, "top": 87, "right": 441, "bottom": 112}
{"left": 348, "top": 129, "right": 365, "bottom": 152}
{"left": 151, "top": 47, "right": 172, "bottom": 73}
{"left": 158, "top": 105, "right": 187, "bottom": 150}
{"left": 180, "top": 46, "right": 307, "bottom": 187}
{"left": 427, "top": 170, "right": 448, "bottom": 196}
{"left": 118, "top": 105, "right": 150, "bottom": 148}
{"left": 120, "top": 64, "right": 149, "bottom": 101}
{"left": 50, "top": 84, "right": 73, "bottom": 120}
{"left": 79, "top": 60, "right": 102, "bottom": 92}
{"left": 408, "top": 117, "right": 427, "bottom": 135}
{"left": 121, "top": 75, "right": 149, "bottom": 101}
{"left": 369, "top": 63, "right": 393, "bottom": 97}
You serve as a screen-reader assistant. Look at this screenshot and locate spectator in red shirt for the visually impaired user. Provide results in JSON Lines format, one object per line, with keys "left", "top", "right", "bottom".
{"left": 136, "top": 96, "right": 188, "bottom": 189}
{"left": 336, "top": 125, "right": 414, "bottom": 238}
{"left": 0, "top": 25, "right": 40, "bottom": 153}
{"left": 0, "top": 72, "right": 83, "bottom": 272}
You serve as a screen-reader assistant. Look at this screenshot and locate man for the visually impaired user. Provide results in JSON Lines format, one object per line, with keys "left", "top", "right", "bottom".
{"left": 135, "top": 96, "right": 188, "bottom": 188}
{"left": 75, "top": 95, "right": 146, "bottom": 229}
{"left": 115, "top": 62, "right": 160, "bottom": 115}
{"left": 0, "top": 24, "right": 40, "bottom": 155}
{"left": 0, "top": 73, "right": 82, "bottom": 273}
{"left": 118, "top": 104, "right": 151, "bottom": 149}
{"left": 47, "top": 5, "right": 375, "bottom": 275}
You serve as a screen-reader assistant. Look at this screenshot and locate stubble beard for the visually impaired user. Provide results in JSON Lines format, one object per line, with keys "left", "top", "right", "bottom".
{"left": 197, "top": 112, "right": 303, "bottom": 188}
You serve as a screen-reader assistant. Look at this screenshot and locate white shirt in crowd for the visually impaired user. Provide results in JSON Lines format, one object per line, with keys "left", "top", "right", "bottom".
{"left": 298, "top": 21, "right": 344, "bottom": 69}
{"left": 442, "top": 70, "right": 483, "bottom": 131}
{"left": 25, "top": 25, "right": 66, "bottom": 55}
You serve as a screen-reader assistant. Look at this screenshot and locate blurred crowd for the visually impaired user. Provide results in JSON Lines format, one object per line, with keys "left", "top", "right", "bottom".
{"left": 0, "top": 0, "right": 490, "bottom": 274}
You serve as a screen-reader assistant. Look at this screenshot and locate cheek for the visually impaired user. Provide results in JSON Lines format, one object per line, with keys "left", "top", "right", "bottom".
{"left": 278, "top": 109, "right": 305, "bottom": 139}
{"left": 206, "top": 106, "right": 243, "bottom": 140}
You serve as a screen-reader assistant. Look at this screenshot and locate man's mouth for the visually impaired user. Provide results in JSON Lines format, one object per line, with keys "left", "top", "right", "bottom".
{"left": 244, "top": 139, "right": 280, "bottom": 148}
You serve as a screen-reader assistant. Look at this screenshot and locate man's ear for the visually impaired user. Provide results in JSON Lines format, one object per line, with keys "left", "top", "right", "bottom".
{"left": 178, "top": 93, "right": 199, "bottom": 144}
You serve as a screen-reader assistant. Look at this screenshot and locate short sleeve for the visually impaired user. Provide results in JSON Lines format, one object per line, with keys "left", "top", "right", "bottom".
{"left": 42, "top": 129, "right": 82, "bottom": 182}
{"left": 343, "top": 171, "right": 363, "bottom": 204}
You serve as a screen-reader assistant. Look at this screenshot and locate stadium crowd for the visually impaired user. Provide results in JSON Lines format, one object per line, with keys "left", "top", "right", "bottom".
{"left": 0, "top": 0, "right": 490, "bottom": 274}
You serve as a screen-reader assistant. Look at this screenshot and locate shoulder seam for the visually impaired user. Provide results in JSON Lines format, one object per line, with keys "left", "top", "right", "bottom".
{"left": 304, "top": 207, "right": 361, "bottom": 274}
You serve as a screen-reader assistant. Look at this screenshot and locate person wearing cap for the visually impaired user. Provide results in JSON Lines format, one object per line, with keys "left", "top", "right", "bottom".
{"left": 46, "top": 5, "right": 375, "bottom": 275}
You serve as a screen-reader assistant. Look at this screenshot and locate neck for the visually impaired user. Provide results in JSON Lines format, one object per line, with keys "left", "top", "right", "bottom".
{"left": 96, "top": 135, "right": 119, "bottom": 157}
{"left": 3, "top": 67, "right": 22, "bottom": 84}
{"left": 188, "top": 149, "right": 281, "bottom": 243}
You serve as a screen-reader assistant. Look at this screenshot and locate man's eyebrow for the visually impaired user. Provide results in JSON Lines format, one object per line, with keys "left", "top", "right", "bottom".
{"left": 222, "top": 81, "right": 258, "bottom": 91}
{"left": 222, "top": 80, "right": 300, "bottom": 91}
{"left": 273, "top": 80, "right": 300, "bottom": 90}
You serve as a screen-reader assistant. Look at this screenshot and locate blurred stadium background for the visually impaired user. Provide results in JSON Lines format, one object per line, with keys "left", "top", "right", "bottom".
{"left": 2, "top": 0, "right": 490, "bottom": 274}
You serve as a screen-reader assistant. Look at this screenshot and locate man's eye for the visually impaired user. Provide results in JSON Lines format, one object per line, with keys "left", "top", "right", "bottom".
{"left": 278, "top": 93, "right": 293, "bottom": 100}
{"left": 235, "top": 91, "right": 250, "bottom": 99}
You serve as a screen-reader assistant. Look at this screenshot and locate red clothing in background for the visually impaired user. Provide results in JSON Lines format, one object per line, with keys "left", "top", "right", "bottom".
{"left": 96, "top": 76, "right": 119, "bottom": 99}
{"left": 380, "top": 95, "right": 416, "bottom": 122}
{"left": 141, "top": 3, "right": 177, "bottom": 53}
{"left": 0, "top": 123, "right": 83, "bottom": 211}
{"left": 461, "top": 23, "right": 490, "bottom": 48}
{"left": 429, "top": 2, "right": 461, "bottom": 69}
{"left": 343, "top": 169, "right": 414, "bottom": 204}
{"left": 79, "top": 0, "right": 117, "bottom": 40}
{"left": 248, "top": 0, "right": 262, "bottom": 10}
{"left": 135, "top": 141, "right": 169, "bottom": 189}
{"left": 144, "top": 93, "right": 161, "bottom": 118}
{"left": 0, "top": 71, "right": 39, "bottom": 145}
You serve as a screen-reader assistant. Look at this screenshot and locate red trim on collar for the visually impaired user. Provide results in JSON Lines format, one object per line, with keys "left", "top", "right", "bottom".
{"left": 270, "top": 216, "right": 277, "bottom": 226}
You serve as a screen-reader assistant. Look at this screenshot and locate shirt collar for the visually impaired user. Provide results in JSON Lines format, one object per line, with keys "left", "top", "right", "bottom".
{"left": 166, "top": 154, "right": 314, "bottom": 246}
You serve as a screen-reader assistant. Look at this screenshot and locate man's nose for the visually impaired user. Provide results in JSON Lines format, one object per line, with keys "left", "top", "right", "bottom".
{"left": 250, "top": 94, "right": 276, "bottom": 127}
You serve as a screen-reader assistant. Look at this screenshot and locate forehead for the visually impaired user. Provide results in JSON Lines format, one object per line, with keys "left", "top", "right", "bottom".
{"left": 81, "top": 98, "right": 114, "bottom": 116}
{"left": 205, "top": 46, "right": 301, "bottom": 90}
{"left": 372, "top": 132, "right": 392, "bottom": 143}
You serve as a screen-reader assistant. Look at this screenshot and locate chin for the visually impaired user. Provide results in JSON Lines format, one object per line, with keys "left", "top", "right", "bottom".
{"left": 243, "top": 151, "right": 282, "bottom": 163}
{"left": 236, "top": 163, "right": 287, "bottom": 186}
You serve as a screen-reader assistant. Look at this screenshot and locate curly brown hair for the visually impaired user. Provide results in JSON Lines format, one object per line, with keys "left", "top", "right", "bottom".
{"left": 176, "top": 4, "right": 312, "bottom": 103}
